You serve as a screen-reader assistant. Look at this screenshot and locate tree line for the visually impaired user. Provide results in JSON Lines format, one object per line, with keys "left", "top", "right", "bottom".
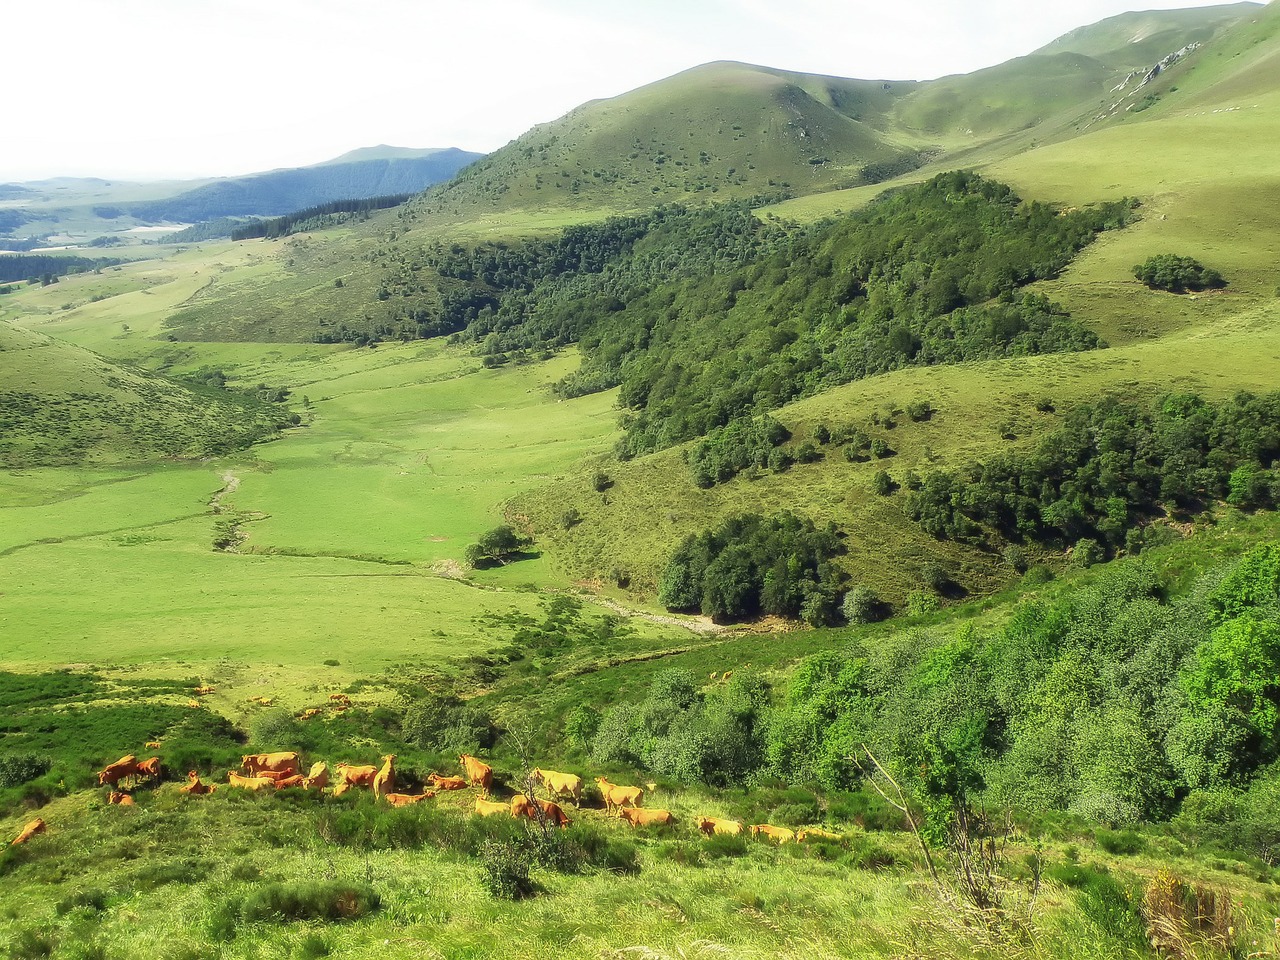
{"left": 231, "top": 194, "right": 413, "bottom": 241}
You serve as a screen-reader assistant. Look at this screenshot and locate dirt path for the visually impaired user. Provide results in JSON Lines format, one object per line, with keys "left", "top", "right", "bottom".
{"left": 586, "top": 596, "right": 727, "bottom": 636}
{"left": 209, "top": 471, "right": 240, "bottom": 511}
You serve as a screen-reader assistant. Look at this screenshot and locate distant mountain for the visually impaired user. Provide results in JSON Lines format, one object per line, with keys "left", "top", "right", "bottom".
{"left": 127, "top": 147, "right": 484, "bottom": 223}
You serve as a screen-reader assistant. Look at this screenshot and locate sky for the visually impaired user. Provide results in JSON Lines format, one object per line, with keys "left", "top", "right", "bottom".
{"left": 0, "top": 0, "right": 1256, "bottom": 182}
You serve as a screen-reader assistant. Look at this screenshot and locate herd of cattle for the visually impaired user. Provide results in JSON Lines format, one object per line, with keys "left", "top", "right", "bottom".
{"left": 8, "top": 744, "right": 847, "bottom": 850}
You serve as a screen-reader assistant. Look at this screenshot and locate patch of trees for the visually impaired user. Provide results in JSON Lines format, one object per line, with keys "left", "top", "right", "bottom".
{"left": 0, "top": 254, "right": 121, "bottom": 284}
{"left": 685, "top": 415, "right": 789, "bottom": 487}
{"left": 659, "top": 512, "right": 845, "bottom": 624}
{"left": 905, "top": 392, "right": 1280, "bottom": 555}
{"left": 231, "top": 194, "right": 413, "bottom": 241}
{"left": 0, "top": 209, "right": 30, "bottom": 233}
{"left": 465, "top": 525, "right": 532, "bottom": 568}
{"left": 857, "top": 150, "right": 936, "bottom": 185}
{"left": 595, "top": 545, "right": 1280, "bottom": 847}
{"left": 162, "top": 218, "right": 260, "bottom": 243}
{"left": 1133, "top": 254, "right": 1225, "bottom": 293}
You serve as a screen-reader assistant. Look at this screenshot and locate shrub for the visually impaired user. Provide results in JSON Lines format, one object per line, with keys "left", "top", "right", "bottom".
{"left": 0, "top": 754, "right": 51, "bottom": 788}
{"left": 1073, "top": 538, "right": 1104, "bottom": 568}
{"left": 478, "top": 840, "right": 539, "bottom": 900}
{"left": 905, "top": 590, "right": 939, "bottom": 616}
{"left": 240, "top": 881, "right": 380, "bottom": 922}
{"left": 871, "top": 470, "right": 895, "bottom": 495}
{"left": 870, "top": 438, "right": 892, "bottom": 459}
{"left": 841, "top": 585, "right": 886, "bottom": 624}
{"left": 1095, "top": 829, "right": 1146, "bottom": 856}
{"left": 702, "top": 834, "right": 749, "bottom": 859}
{"left": 906, "top": 399, "right": 933, "bottom": 422}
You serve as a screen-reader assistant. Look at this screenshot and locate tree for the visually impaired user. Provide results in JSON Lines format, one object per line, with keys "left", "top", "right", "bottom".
{"left": 465, "top": 525, "right": 530, "bottom": 568}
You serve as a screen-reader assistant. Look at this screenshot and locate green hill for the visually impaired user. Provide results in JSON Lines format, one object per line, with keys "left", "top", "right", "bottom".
{"left": 0, "top": 320, "right": 290, "bottom": 466}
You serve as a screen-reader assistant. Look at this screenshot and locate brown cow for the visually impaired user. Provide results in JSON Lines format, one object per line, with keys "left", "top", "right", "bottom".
{"left": 194, "top": 685, "right": 215, "bottom": 695}
{"left": 180, "top": 771, "right": 216, "bottom": 795}
{"left": 510, "top": 794, "right": 571, "bottom": 828}
{"left": 474, "top": 797, "right": 509, "bottom": 817}
{"left": 595, "top": 776, "right": 643, "bottom": 814}
{"left": 531, "top": 768, "right": 582, "bottom": 806}
{"left": 228, "top": 771, "right": 275, "bottom": 791}
{"left": 136, "top": 757, "right": 162, "bottom": 779}
{"left": 332, "top": 762, "right": 378, "bottom": 796}
{"left": 618, "top": 807, "right": 674, "bottom": 828}
{"left": 107, "top": 791, "right": 134, "bottom": 806}
{"left": 750, "top": 824, "right": 795, "bottom": 844}
{"left": 297, "top": 708, "right": 321, "bottom": 720}
{"left": 241, "top": 752, "right": 299, "bottom": 777}
{"left": 11, "top": 818, "right": 45, "bottom": 846}
{"left": 303, "top": 761, "right": 329, "bottom": 790}
{"left": 186, "top": 700, "right": 202, "bottom": 709}
{"left": 384, "top": 791, "right": 434, "bottom": 807}
{"left": 372, "top": 755, "right": 396, "bottom": 799}
{"left": 796, "top": 828, "right": 843, "bottom": 843}
{"left": 97, "top": 755, "right": 139, "bottom": 787}
{"left": 144, "top": 741, "right": 163, "bottom": 749}
{"left": 696, "top": 816, "right": 743, "bottom": 837}
{"left": 458, "top": 754, "right": 492, "bottom": 794}
{"left": 426, "top": 773, "right": 467, "bottom": 791}
{"left": 272, "top": 774, "right": 307, "bottom": 789}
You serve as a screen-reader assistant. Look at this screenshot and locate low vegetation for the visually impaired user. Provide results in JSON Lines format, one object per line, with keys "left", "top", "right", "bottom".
{"left": 1133, "top": 253, "right": 1226, "bottom": 293}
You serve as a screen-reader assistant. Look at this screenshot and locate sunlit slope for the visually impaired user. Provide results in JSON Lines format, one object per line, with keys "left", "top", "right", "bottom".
{"left": 1032, "top": 2, "right": 1260, "bottom": 64}
{"left": 0, "top": 320, "right": 285, "bottom": 465}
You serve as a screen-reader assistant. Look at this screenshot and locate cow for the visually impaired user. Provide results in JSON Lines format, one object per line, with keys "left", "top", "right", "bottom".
{"left": 750, "top": 824, "right": 795, "bottom": 844}
{"left": 618, "top": 807, "right": 674, "bottom": 828}
{"left": 228, "top": 771, "right": 275, "bottom": 791}
{"left": 709, "top": 671, "right": 718, "bottom": 682}
{"left": 333, "top": 762, "right": 378, "bottom": 796}
{"left": 372, "top": 755, "right": 396, "bottom": 799}
{"left": 303, "top": 761, "right": 329, "bottom": 790}
{"left": 180, "top": 771, "right": 215, "bottom": 795}
{"left": 594, "top": 776, "right": 643, "bottom": 814}
{"left": 426, "top": 773, "right": 467, "bottom": 791}
{"left": 329, "top": 693, "right": 351, "bottom": 708}
{"left": 510, "top": 794, "right": 571, "bottom": 828}
{"left": 272, "top": 774, "right": 307, "bottom": 789}
{"left": 458, "top": 754, "right": 492, "bottom": 794}
{"left": 251, "top": 768, "right": 295, "bottom": 782}
{"left": 722, "top": 671, "right": 733, "bottom": 682}
{"left": 384, "top": 791, "right": 434, "bottom": 807}
{"left": 796, "top": 828, "right": 843, "bottom": 843}
{"left": 11, "top": 818, "right": 45, "bottom": 846}
{"left": 531, "top": 768, "right": 582, "bottom": 806}
{"left": 144, "top": 741, "right": 163, "bottom": 749}
{"left": 136, "top": 757, "right": 162, "bottom": 779}
{"left": 247, "top": 696, "right": 274, "bottom": 706}
{"left": 474, "top": 797, "right": 509, "bottom": 817}
{"left": 194, "top": 685, "right": 215, "bottom": 695}
{"left": 107, "top": 791, "right": 134, "bottom": 806}
{"left": 97, "top": 755, "right": 139, "bottom": 787}
{"left": 297, "top": 708, "right": 321, "bottom": 720}
{"left": 186, "top": 700, "right": 202, "bottom": 709}
{"left": 241, "top": 752, "right": 300, "bottom": 777}
{"left": 696, "top": 816, "right": 743, "bottom": 837}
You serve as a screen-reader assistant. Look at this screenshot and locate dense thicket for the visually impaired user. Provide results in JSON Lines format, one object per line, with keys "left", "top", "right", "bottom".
{"left": 658, "top": 512, "right": 845, "bottom": 624}
{"left": 0, "top": 254, "right": 120, "bottom": 284}
{"left": 390, "top": 172, "right": 1128, "bottom": 454}
{"left": 905, "top": 392, "right": 1280, "bottom": 554}
{"left": 598, "top": 545, "right": 1280, "bottom": 846}
{"left": 1133, "top": 254, "right": 1225, "bottom": 292}
{"left": 231, "top": 194, "right": 412, "bottom": 241}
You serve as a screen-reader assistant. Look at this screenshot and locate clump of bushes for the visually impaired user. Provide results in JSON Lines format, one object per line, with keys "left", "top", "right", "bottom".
{"left": 0, "top": 754, "right": 51, "bottom": 788}
{"left": 239, "top": 881, "right": 381, "bottom": 922}
{"left": 1133, "top": 254, "right": 1225, "bottom": 293}
{"left": 479, "top": 840, "right": 539, "bottom": 900}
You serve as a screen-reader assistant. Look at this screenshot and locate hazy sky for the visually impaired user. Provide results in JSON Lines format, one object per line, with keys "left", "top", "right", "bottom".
{"left": 1, "top": 0, "right": 1255, "bottom": 181}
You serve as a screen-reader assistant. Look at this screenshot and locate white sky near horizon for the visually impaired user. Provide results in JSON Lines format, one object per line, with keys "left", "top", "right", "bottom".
{"left": 0, "top": 0, "right": 1259, "bottom": 182}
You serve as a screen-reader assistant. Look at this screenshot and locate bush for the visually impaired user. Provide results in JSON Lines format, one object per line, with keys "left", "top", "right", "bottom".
{"left": 702, "top": 834, "right": 749, "bottom": 859}
{"left": 905, "top": 590, "right": 939, "bottom": 616}
{"left": 240, "top": 882, "right": 380, "bottom": 922}
{"left": 0, "top": 754, "right": 52, "bottom": 788}
{"left": 871, "top": 470, "right": 895, "bottom": 495}
{"left": 1095, "top": 829, "right": 1146, "bottom": 856}
{"left": 841, "top": 585, "right": 886, "bottom": 624}
{"left": 479, "top": 840, "right": 539, "bottom": 900}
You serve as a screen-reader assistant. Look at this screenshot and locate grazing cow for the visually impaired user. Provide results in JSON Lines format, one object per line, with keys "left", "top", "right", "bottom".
{"left": 180, "top": 771, "right": 215, "bottom": 795}
{"left": 722, "top": 671, "right": 733, "bottom": 682}
{"left": 510, "top": 794, "right": 571, "bottom": 828}
{"left": 372, "top": 755, "right": 396, "bottom": 799}
{"left": 594, "top": 776, "right": 643, "bottom": 814}
{"left": 107, "top": 791, "right": 134, "bottom": 806}
{"left": 241, "top": 752, "right": 300, "bottom": 777}
{"left": 303, "top": 761, "right": 329, "bottom": 790}
{"left": 426, "top": 773, "right": 467, "bottom": 791}
{"left": 474, "top": 797, "right": 509, "bottom": 817}
{"left": 796, "top": 828, "right": 843, "bottom": 843}
{"left": 227, "top": 771, "right": 275, "bottom": 791}
{"left": 618, "top": 807, "right": 674, "bottom": 828}
{"left": 458, "top": 754, "right": 493, "bottom": 794}
{"left": 11, "top": 818, "right": 46, "bottom": 846}
{"left": 186, "top": 700, "right": 202, "bottom": 709}
{"left": 247, "top": 696, "right": 274, "bottom": 706}
{"left": 297, "top": 708, "right": 321, "bottom": 720}
{"left": 531, "top": 768, "right": 582, "bottom": 806}
{"left": 750, "top": 824, "right": 795, "bottom": 844}
{"left": 136, "top": 757, "right": 162, "bottom": 779}
{"left": 384, "top": 791, "right": 433, "bottom": 807}
{"left": 272, "top": 774, "right": 307, "bottom": 789}
{"left": 333, "top": 762, "right": 378, "bottom": 796}
{"left": 194, "top": 685, "right": 215, "bottom": 695}
{"left": 97, "top": 755, "right": 139, "bottom": 787}
{"left": 145, "top": 741, "right": 163, "bottom": 749}
{"left": 328, "top": 693, "right": 351, "bottom": 708}
{"left": 696, "top": 816, "right": 743, "bottom": 837}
